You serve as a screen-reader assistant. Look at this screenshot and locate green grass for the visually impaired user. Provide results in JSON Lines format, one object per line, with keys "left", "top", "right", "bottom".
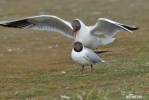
{"left": 0, "top": 0, "right": 149, "bottom": 99}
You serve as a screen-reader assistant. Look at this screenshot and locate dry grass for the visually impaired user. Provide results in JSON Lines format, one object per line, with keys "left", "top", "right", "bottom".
{"left": 0, "top": 0, "right": 149, "bottom": 99}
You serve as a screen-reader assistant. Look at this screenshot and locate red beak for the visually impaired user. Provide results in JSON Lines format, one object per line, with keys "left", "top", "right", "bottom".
{"left": 73, "top": 29, "right": 77, "bottom": 37}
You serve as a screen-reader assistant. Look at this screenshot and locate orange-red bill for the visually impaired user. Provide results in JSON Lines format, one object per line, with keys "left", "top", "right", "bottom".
{"left": 73, "top": 30, "right": 77, "bottom": 37}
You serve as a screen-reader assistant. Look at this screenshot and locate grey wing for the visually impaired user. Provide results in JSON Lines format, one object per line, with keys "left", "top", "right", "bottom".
{"left": 0, "top": 15, "right": 73, "bottom": 38}
{"left": 84, "top": 48, "right": 105, "bottom": 63}
{"left": 90, "top": 18, "right": 139, "bottom": 38}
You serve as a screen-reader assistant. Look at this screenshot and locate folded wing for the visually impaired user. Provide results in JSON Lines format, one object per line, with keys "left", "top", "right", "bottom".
{"left": 0, "top": 15, "right": 73, "bottom": 38}
{"left": 90, "top": 18, "right": 139, "bottom": 38}
{"left": 84, "top": 48, "right": 105, "bottom": 63}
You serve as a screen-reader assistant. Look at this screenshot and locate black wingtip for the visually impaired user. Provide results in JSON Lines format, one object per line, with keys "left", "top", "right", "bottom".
{"left": 130, "top": 26, "right": 139, "bottom": 30}
{"left": 121, "top": 25, "right": 139, "bottom": 31}
{"left": 94, "top": 50, "right": 112, "bottom": 54}
{"left": 0, "top": 19, "right": 33, "bottom": 29}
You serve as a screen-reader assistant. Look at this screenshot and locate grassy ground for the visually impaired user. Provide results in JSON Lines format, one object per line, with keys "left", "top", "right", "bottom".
{"left": 0, "top": 0, "right": 149, "bottom": 99}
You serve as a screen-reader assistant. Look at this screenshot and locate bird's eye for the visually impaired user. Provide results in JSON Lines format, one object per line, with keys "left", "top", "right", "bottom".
{"left": 76, "top": 25, "right": 80, "bottom": 30}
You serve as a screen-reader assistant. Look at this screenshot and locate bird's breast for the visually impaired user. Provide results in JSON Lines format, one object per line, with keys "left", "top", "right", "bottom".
{"left": 71, "top": 49, "right": 92, "bottom": 66}
{"left": 75, "top": 32, "right": 98, "bottom": 48}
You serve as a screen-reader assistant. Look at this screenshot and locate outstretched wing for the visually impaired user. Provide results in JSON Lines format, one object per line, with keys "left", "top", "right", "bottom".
{"left": 0, "top": 15, "right": 73, "bottom": 38}
{"left": 90, "top": 18, "right": 139, "bottom": 38}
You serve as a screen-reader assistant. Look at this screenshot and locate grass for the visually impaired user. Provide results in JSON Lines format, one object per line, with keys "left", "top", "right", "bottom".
{"left": 0, "top": 0, "right": 149, "bottom": 99}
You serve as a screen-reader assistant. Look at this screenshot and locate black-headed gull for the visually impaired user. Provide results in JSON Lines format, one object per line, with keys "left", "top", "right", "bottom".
{"left": 0, "top": 15, "right": 138, "bottom": 48}
{"left": 71, "top": 42, "right": 107, "bottom": 74}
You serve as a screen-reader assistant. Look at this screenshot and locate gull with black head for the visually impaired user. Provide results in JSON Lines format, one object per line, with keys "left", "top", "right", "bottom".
{"left": 71, "top": 42, "right": 107, "bottom": 74}
{"left": 0, "top": 15, "right": 139, "bottom": 48}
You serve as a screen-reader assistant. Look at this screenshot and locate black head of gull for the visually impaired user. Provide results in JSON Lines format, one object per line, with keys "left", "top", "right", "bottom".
{"left": 72, "top": 20, "right": 81, "bottom": 37}
{"left": 73, "top": 42, "right": 83, "bottom": 52}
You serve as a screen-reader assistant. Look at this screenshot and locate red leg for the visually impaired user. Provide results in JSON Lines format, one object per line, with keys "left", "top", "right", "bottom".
{"left": 90, "top": 64, "right": 93, "bottom": 73}
{"left": 82, "top": 66, "right": 84, "bottom": 75}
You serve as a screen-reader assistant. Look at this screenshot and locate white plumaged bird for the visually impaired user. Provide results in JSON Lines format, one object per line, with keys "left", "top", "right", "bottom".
{"left": 0, "top": 15, "right": 138, "bottom": 48}
{"left": 71, "top": 42, "right": 107, "bottom": 74}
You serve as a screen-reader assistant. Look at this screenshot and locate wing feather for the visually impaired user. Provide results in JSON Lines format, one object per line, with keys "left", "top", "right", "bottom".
{"left": 84, "top": 48, "right": 105, "bottom": 63}
{"left": 0, "top": 15, "right": 73, "bottom": 38}
{"left": 90, "top": 18, "right": 138, "bottom": 38}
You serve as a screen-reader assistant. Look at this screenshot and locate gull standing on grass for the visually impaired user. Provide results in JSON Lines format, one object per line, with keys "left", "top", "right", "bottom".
{"left": 71, "top": 42, "right": 109, "bottom": 74}
{"left": 0, "top": 15, "right": 139, "bottom": 48}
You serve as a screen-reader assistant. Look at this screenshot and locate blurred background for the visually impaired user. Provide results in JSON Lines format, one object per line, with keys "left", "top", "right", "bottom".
{"left": 0, "top": 0, "right": 148, "bottom": 99}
